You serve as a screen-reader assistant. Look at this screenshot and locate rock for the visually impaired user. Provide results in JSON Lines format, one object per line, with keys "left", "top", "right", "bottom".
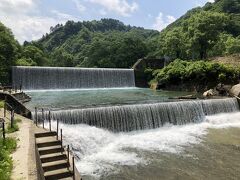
{"left": 215, "top": 83, "right": 232, "bottom": 96}
{"left": 203, "top": 89, "right": 215, "bottom": 97}
{"left": 229, "top": 84, "right": 240, "bottom": 97}
{"left": 150, "top": 83, "right": 158, "bottom": 90}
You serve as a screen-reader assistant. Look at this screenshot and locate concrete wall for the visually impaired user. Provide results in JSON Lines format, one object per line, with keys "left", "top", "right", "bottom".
{"left": 133, "top": 58, "right": 167, "bottom": 87}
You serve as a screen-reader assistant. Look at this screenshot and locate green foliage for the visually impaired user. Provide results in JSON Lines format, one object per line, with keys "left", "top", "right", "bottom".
{"left": 0, "top": 101, "right": 4, "bottom": 108}
{"left": 0, "top": 22, "right": 20, "bottom": 84}
{"left": 6, "top": 118, "right": 21, "bottom": 133}
{"left": 151, "top": 0, "right": 240, "bottom": 60}
{"left": 16, "top": 58, "right": 37, "bottom": 66}
{"left": 0, "top": 137, "right": 17, "bottom": 180}
{"left": 185, "top": 11, "right": 229, "bottom": 59}
{"left": 38, "top": 18, "right": 157, "bottom": 68}
{"left": 19, "top": 45, "right": 49, "bottom": 66}
{"left": 225, "top": 36, "right": 240, "bottom": 54}
{"left": 153, "top": 59, "right": 240, "bottom": 87}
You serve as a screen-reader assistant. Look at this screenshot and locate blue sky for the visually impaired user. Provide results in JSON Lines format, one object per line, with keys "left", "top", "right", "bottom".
{"left": 0, "top": 0, "right": 214, "bottom": 43}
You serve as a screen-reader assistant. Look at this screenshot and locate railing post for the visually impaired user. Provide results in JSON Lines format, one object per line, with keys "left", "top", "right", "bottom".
{"left": 2, "top": 121, "right": 5, "bottom": 140}
{"left": 35, "top": 107, "right": 38, "bottom": 126}
{"left": 67, "top": 145, "right": 70, "bottom": 166}
{"left": 57, "top": 119, "right": 59, "bottom": 140}
{"left": 60, "top": 129, "right": 63, "bottom": 150}
{"left": 41, "top": 108, "right": 44, "bottom": 129}
{"left": 4, "top": 103, "right": 6, "bottom": 117}
{"left": 11, "top": 110, "right": 14, "bottom": 128}
{"left": 72, "top": 156, "right": 75, "bottom": 180}
{"left": 48, "top": 111, "right": 51, "bottom": 131}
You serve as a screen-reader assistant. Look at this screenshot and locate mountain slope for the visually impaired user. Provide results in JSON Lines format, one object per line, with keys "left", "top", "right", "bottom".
{"left": 34, "top": 0, "right": 240, "bottom": 68}
{"left": 36, "top": 19, "right": 158, "bottom": 68}
{"left": 150, "top": 0, "right": 240, "bottom": 60}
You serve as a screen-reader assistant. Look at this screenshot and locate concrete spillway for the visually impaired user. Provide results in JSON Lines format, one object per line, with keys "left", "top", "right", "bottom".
{"left": 36, "top": 98, "right": 239, "bottom": 132}
{"left": 12, "top": 66, "right": 135, "bottom": 90}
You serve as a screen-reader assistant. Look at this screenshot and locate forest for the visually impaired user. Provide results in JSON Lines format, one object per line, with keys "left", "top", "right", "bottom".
{"left": 0, "top": 0, "right": 240, "bottom": 85}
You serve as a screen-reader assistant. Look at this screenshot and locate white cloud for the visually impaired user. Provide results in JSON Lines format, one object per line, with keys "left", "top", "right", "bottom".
{"left": 86, "top": 0, "right": 138, "bottom": 16}
{"left": 72, "top": 0, "right": 86, "bottom": 12}
{"left": 0, "top": 0, "right": 36, "bottom": 14}
{"left": 51, "top": 10, "right": 78, "bottom": 21}
{"left": 0, "top": 0, "right": 78, "bottom": 43}
{"left": 208, "top": 0, "right": 215, "bottom": 2}
{"left": 153, "top": 12, "right": 176, "bottom": 31}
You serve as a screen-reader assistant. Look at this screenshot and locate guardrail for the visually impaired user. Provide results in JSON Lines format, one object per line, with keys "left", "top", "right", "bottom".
{"left": 4, "top": 102, "right": 15, "bottom": 128}
{"left": 0, "top": 92, "right": 31, "bottom": 118}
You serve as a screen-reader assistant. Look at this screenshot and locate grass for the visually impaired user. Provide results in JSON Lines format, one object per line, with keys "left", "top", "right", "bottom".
{"left": 6, "top": 118, "right": 22, "bottom": 134}
{"left": 0, "top": 137, "right": 17, "bottom": 180}
{"left": 0, "top": 102, "right": 22, "bottom": 179}
{"left": 0, "top": 101, "right": 4, "bottom": 108}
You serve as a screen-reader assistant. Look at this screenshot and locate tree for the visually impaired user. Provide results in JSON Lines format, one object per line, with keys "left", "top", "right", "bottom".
{"left": 185, "top": 11, "right": 229, "bottom": 59}
{"left": 161, "top": 27, "right": 187, "bottom": 59}
{"left": 51, "top": 48, "right": 74, "bottom": 67}
{"left": 21, "top": 45, "right": 49, "bottom": 66}
{"left": 16, "top": 58, "right": 37, "bottom": 66}
{"left": 225, "top": 35, "right": 240, "bottom": 54}
{"left": 0, "top": 22, "right": 20, "bottom": 84}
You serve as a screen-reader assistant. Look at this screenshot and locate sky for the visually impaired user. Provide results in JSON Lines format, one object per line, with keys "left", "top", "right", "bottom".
{"left": 0, "top": 0, "right": 214, "bottom": 43}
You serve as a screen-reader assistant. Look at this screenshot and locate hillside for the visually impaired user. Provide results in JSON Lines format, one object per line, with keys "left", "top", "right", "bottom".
{"left": 31, "top": 0, "right": 240, "bottom": 68}
{"left": 35, "top": 19, "right": 158, "bottom": 68}
{"left": 150, "top": 0, "right": 240, "bottom": 60}
{"left": 211, "top": 54, "right": 240, "bottom": 67}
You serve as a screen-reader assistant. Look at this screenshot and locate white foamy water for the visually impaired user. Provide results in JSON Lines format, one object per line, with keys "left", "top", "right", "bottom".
{"left": 47, "top": 112, "right": 240, "bottom": 178}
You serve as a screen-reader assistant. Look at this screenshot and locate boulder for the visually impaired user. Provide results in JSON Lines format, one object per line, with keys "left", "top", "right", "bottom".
{"left": 229, "top": 84, "right": 240, "bottom": 97}
{"left": 215, "top": 83, "right": 232, "bottom": 96}
{"left": 203, "top": 89, "right": 215, "bottom": 97}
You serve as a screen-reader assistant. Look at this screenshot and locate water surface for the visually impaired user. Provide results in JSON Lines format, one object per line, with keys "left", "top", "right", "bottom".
{"left": 25, "top": 88, "right": 190, "bottom": 110}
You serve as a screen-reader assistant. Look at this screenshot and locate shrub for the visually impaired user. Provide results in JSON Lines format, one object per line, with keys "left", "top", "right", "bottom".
{"left": 0, "top": 137, "right": 17, "bottom": 180}
{"left": 153, "top": 59, "right": 240, "bottom": 87}
{"left": 6, "top": 118, "right": 21, "bottom": 134}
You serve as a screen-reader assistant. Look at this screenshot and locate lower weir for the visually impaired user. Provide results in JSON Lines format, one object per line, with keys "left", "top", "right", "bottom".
{"left": 36, "top": 98, "right": 239, "bottom": 132}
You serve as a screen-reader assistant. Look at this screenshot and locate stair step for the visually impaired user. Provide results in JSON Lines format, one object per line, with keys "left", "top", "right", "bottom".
{"left": 35, "top": 131, "right": 57, "bottom": 138}
{"left": 37, "top": 140, "right": 61, "bottom": 148}
{"left": 39, "top": 147, "right": 64, "bottom": 155}
{"left": 41, "top": 154, "right": 67, "bottom": 163}
{"left": 43, "top": 162, "right": 69, "bottom": 172}
{"left": 45, "top": 170, "right": 73, "bottom": 180}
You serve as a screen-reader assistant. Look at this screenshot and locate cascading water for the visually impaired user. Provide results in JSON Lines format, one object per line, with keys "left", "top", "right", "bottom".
{"left": 12, "top": 66, "right": 135, "bottom": 90}
{"left": 36, "top": 98, "right": 239, "bottom": 132}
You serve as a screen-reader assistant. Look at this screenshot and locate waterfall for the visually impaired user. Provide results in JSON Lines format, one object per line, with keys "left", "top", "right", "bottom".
{"left": 36, "top": 98, "right": 239, "bottom": 132}
{"left": 12, "top": 66, "right": 135, "bottom": 90}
